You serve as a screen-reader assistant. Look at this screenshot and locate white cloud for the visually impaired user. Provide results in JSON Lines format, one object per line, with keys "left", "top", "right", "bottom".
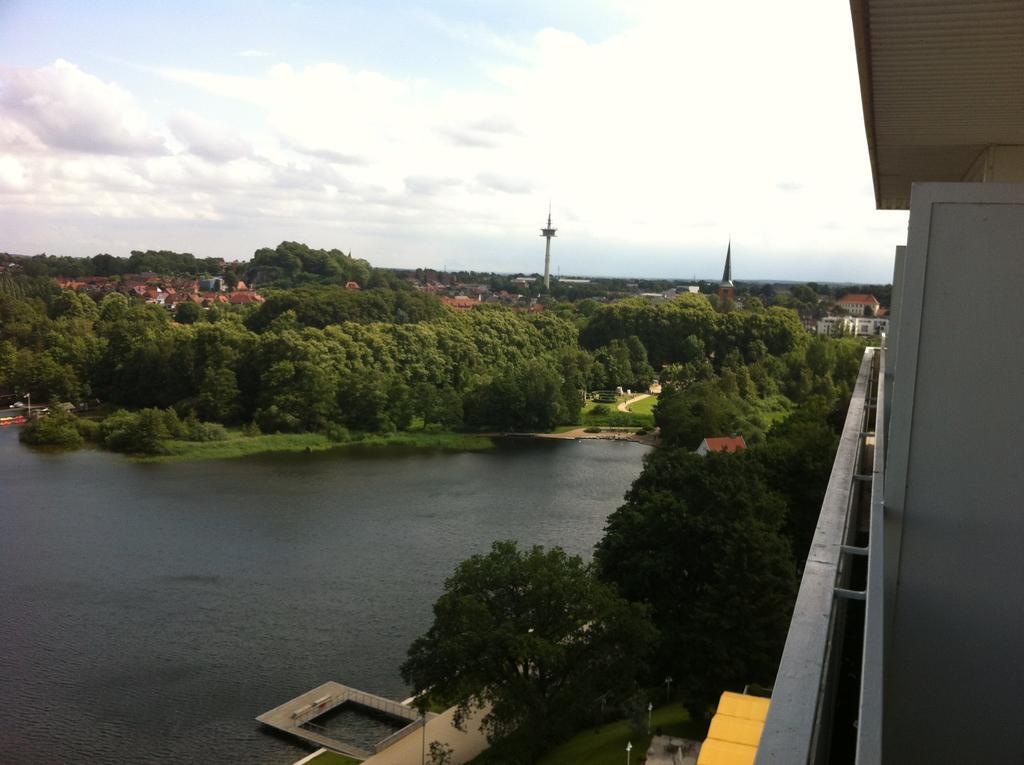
{"left": 0, "top": 59, "right": 167, "bottom": 156}
{"left": 0, "top": 156, "right": 28, "bottom": 190}
{"left": 476, "top": 172, "right": 532, "bottom": 195}
{"left": 168, "top": 111, "right": 252, "bottom": 162}
{"left": 0, "top": 3, "right": 907, "bottom": 279}
{"left": 405, "top": 175, "right": 462, "bottom": 196}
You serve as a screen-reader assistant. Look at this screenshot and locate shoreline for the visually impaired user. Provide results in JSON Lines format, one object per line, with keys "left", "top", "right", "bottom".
{"left": 15, "top": 424, "right": 657, "bottom": 464}
{"left": 499, "top": 428, "right": 659, "bottom": 447}
{"left": 134, "top": 431, "right": 497, "bottom": 463}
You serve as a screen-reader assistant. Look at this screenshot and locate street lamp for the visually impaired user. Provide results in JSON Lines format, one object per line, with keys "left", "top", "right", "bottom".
{"left": 414, "top": 694, "right": 428, "bottom": 765}
{"left": 647, "top": 701, "right": 653, "bottom": 734}
{"left": 25, "top": 392, "right": 31, "bottom": 419}
{"left": 626, "top": 741, "right": 632, "bottom": 765}
{"left": 664, "top": 675, "right": 673, "bottom": 702}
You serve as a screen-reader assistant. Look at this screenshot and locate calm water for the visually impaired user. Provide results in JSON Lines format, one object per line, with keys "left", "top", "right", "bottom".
{"left": 0, "top": 428, "right": 647, "bottom": 764}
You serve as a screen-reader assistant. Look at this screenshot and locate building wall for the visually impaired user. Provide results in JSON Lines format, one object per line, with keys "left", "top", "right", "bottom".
{"left": 361, "top": 704, "right": 490, "bottom": 765}
{"left": 815, "top": 316, "right": 888, "bottom": 337}
{"left": 882, "top": 183, "right": 1024, "bottom": 762}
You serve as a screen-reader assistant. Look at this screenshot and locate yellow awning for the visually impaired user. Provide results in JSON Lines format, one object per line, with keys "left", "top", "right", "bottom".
{"left": 707, "top": 715, "right": 765, "bottom": 748}
{"left": 696, "top": 692, "right": 770, "bottom": 765}
{"left": 696, "top": 738, "right": 758, "bottom": 765}
{"left": 714, "top": 691, "right": 770, "bottom": 722}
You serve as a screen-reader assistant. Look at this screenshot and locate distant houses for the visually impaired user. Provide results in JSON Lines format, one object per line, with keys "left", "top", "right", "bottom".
{"left": 441, "top": 295, "right": 480, "bottom": 312}
{"left": 53, "top": 272, "right": 263, "bottom": 310}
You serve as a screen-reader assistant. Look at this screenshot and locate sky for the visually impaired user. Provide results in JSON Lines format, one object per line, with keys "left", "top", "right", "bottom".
{"left": 0, "top": 0, "right": 908, "bottom": 281}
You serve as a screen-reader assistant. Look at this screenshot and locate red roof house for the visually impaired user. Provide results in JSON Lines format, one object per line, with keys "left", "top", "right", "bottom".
{"left": 696, "top": 435, "right": 748, "bottom": 456}
{"left": 836, "top": 294, "right": 881, "bottom": 316}
{"left": 227, "top": 291, "right": 265, "bottom": 304}
{"left": 441, "top": 296, "right": 479, "bottom": 312}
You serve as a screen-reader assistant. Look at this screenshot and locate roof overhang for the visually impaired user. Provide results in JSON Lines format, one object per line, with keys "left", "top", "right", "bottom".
{"left": 851, "top": 1, "right": 1024, "bottom": 210}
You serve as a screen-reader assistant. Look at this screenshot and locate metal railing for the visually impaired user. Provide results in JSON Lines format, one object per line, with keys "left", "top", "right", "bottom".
{"left": 375, "top": 715, "right": 428, "bottom": 753}
{"left": 855, "top": 348, "right": 886, "bottom": 763}
{"left": 344, "top": 688, "right": 420, "bottom": 722}
{"left": 755, "top": 347, "right": 883, "bottom": 764}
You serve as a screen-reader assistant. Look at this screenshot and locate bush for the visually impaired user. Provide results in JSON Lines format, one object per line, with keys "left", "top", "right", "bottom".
{"left": 584, "top": 426, "right": 602, "bottom": 433}
{"left": 255, "top": 405, "right": 302, "bottom": 434}
{"left": 75, "top": 417, "right": 100, "bottom": 441}
{"left": 423, "top": 422, "right": 445, "bottom": 434}
{"left": 325, "top": 423, "right": 350, "bottom": 443}
{"left": 99, "top": 408, "right": 185, "bottom": 454}
{"left": 591, "top": 404, "right": 610, "bottom": 416}
{"left": 605, "top": 411, "right": 643, "bottom": 428}
{"left": 241, "top": 421, "right": 261, "bottom": 437}
{"left": 19, "top": 413, "right": 84, "bottom": 448}
{"left": 185, "top": 417, "right": 228, "bottom": 442}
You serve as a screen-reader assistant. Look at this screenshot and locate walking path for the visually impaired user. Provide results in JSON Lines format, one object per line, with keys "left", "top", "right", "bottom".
{"left": 617, "top": 393, "right": 651, "bottom": 412}
{"left": 645, "top": 735, "right": 701, "bottom": 765}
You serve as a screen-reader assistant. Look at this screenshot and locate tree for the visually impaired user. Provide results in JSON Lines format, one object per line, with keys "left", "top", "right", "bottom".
{"left": 654, "top": 380, "right": 747, "bottom": 449}
{"left": 401, "top": 541, "right": 655, "bottom": 762}
{"left": 175, "top": 301, "right": 202, "bottom": 325}
{"left": 196, "top": 365, "right": 241, "bottom": 423}
{"left": 595, "top": 450, "right": 796, "bottom": 718}
{"left": 19, "top": 412, "right": 84, "bottom": 448}
{"left": 99, "top": 407, "right": 185, "bottom": 454}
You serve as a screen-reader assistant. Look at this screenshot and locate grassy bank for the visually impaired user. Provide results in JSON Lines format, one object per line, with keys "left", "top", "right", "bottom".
{"left": 535, "top": 703, "right": 703, "bottom": 765}
{"left": 580, "top": 397, "right": 656, "bottom": 429}
{"left": 625, "top": 395, "right": 658, "bottom": 417}
{"left": 139, "top": 429, "right": 496, "bottom": 463}
{"left": 300, "top": 751, "right": 361, "bottom": 765}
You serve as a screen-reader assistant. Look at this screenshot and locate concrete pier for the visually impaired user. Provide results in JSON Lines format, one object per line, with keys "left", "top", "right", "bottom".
{"left": 256, "top": 681, "right": 432, "bottom": 759}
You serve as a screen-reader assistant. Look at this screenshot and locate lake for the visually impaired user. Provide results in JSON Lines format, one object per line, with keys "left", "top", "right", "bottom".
{"left": 0, "top": 428, "right": 648, "bottom": 764}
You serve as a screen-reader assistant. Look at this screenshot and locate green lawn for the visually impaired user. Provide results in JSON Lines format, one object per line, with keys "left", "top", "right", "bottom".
{"left": 140, "top": 430, "right": 495, "bottom": 463}
{"left": 302, "top": 751, "right": 362, "bottom": 765}
{"left": 581, "top": 396, "right": 654, "bottom": 429}
{"left": 535, "top": 703, "right": 705, "bottom": 765}
{"left": 626, "top": 395, "right": 658, "bottom": 417}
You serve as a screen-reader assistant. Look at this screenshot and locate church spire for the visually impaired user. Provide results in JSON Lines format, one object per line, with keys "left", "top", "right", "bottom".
{"left": 718, "top": 240, "right": 736, "bottom": 304}
{"left": 721, "top": 239, "right": 733, "bottom": 286}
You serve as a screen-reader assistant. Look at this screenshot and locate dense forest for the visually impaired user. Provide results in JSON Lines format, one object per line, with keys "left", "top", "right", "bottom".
{"left": 1, "top": 243, "right": 871, "bottom": 763}
{"left": 1, "top": 247, "right": 838, "bottom": 447}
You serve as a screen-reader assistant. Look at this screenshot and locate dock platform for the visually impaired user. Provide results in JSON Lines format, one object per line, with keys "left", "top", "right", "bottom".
{"left": 256, "top": 681, "right": 434, "bottom": 759}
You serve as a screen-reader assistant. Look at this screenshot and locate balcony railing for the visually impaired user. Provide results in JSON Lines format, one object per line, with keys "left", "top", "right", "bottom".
{"left": 755, "top": 347, "right": 884, "bottom": 764}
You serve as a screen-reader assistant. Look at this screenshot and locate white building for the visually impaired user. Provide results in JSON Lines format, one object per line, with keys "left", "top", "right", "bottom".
{"left": 816, "top": 315, "right": 889, "bottom": 337}
{"left": 757, "top": 4, "right": 1024, "bottom": 763}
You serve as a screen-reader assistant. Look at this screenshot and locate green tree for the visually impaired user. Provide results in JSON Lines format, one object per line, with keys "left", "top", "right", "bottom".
{"left": 401, "top": 541, "right": 655, "bottom": 762}
{"left": 196, "top": 365, "right": 241, "bottom": 423}
{"left": 655, "top": 380, "right": 745, "bottom": 449}
{"left": 99, "top": 408, "right": 184, "bottom": 454}
{"left": 19, "top": 412, "right": 84, "bottom": 448}
{"left": 175, "top": 301, "right": 202, "bottom": 325}
{"left": 595, "top": 450, "right": 797, "bottom": 718}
